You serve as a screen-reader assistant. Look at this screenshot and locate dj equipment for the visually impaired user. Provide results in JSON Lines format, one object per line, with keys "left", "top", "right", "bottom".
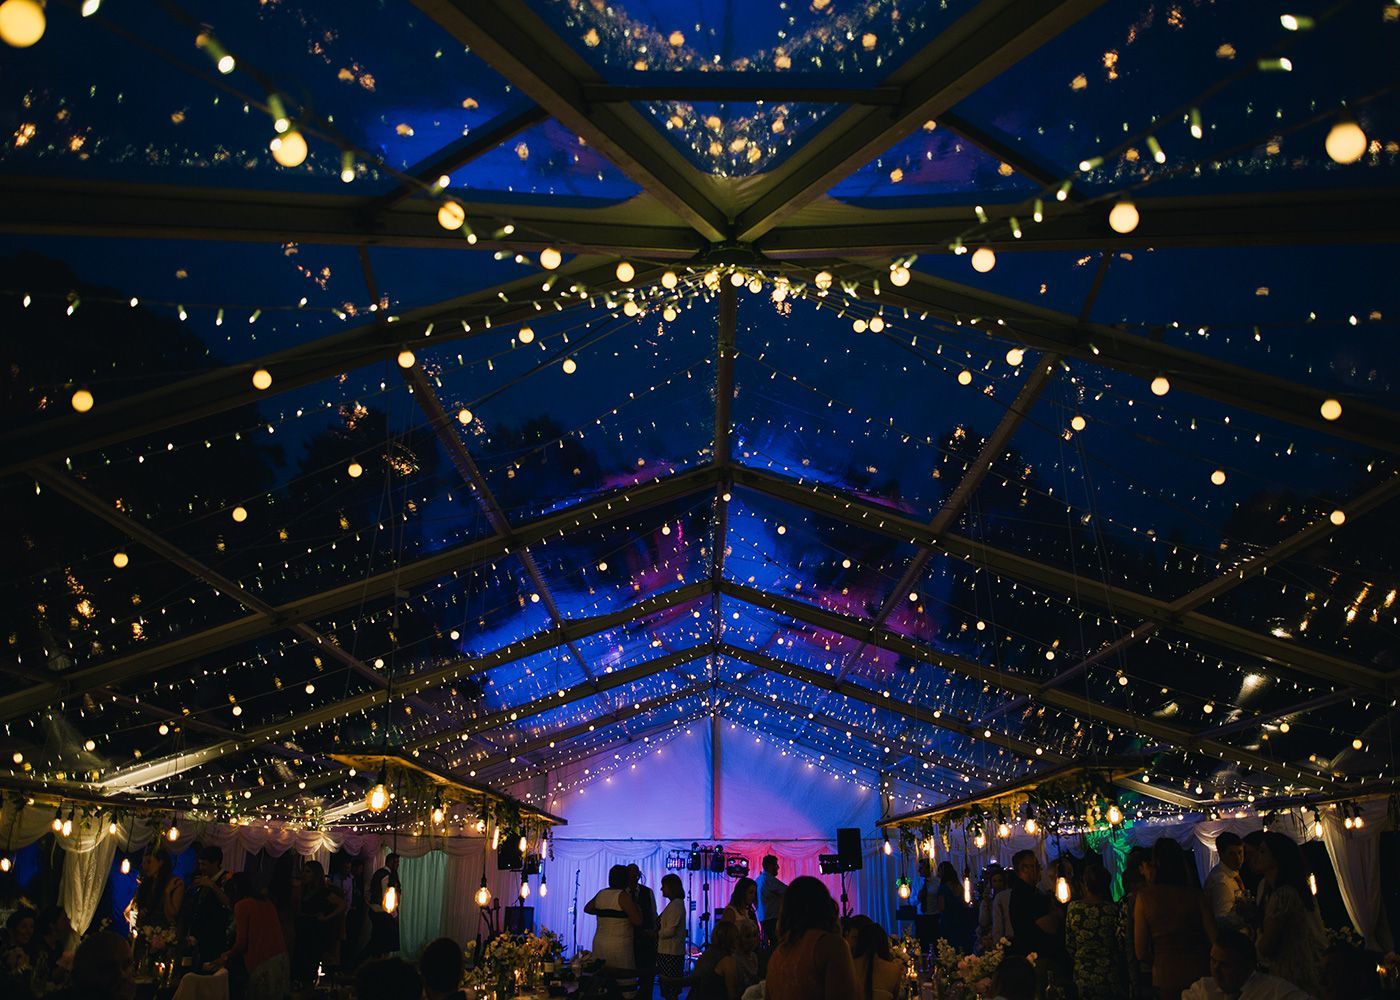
{"left": 504, "top": 905, "right": 534, "bottom": 934}
{"left": 497, "top": 833, "right": 523, "bottom": 871}
{"left": 688, "top": 843, "right": 726, "bottom": 873}
{"left": 665, "top": 849, "right": 691, "bottom": 871}
{"left": 836, "top": 828, "right": 864, "bottom": 871}
{"left": 818, "top": 854, "right": 850, "bottom": 875}
{"left": 724, "top": 856, "right": 750, "bottom": 879}
{"left": 523, "top": 853, "right": 542, "bottom": 876}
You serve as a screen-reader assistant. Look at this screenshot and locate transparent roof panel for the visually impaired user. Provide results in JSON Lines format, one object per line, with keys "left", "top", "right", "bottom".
{"left": 830, "top": 121, "right": 1041, "bottom": 204}
{"left": 521, "top": 0, "right": 969, "bottom": 78}
{"left": 914, "top": 250, "right": 1108, "bottom": 317}
{"left": 0, "top": 2, "right": 525, "bottom": 192}
{"left": 451, "top": 118, "right": 643, "bottom": 200}
{"left": 952, "top": 0, "right": 1400, "bottom": 197}
{"left": 1091, "top": 245, "right": 1400, "bottom": 405}
{"left": 639, "top": 101, "right": 838, "bottom": 177}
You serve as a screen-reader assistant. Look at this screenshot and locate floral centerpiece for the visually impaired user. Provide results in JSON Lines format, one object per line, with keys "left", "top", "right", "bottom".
{"left": 932, "top": 938, "right": 1019, "bottom": 999}
{"left": 471, "top": 929, "right": 566, "bottom": 996}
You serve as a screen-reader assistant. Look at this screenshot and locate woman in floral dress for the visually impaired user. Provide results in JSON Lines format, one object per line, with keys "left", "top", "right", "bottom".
{"left": 1065, "top": 866, "right": 1125, "bottom": 1000}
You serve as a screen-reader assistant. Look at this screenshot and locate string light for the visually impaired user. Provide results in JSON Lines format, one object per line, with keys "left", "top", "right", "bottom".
{"left": 539, "top": 248, "right": 562, "bottom": 270}
{"left": 1108, "top": 201, "right": 1140, "bottom": 234}
{"left": 1150, "top": 375, "right": 1171, "bottom": 396}
{"left": 396, "top": 349, "right": 416, "bottom": 369}
{"left": 1325, "top": 118, "right": 1367, "bottom": 164}
{"left": 615, "top": 261, "right": 635, "bottom": 283}
{"left": 347, "top": 462, "right": 363, "bottom": 478}
{"left": 251, "top": 369, "right": 273, "bottom": 391}
{"left": 71, "top": 389, "right": 94, "bottom": 413}
{"left": 518, "top": 326, "right": 535, "bottom": 344}
{"left": 970, "top": 247, "right": 996, "bottom": 273}
{"left": 1319, "top": 398, "right": 1342, "bottom": 421}
{"left": 269, "top": 131, "right": 308, "bottom": 168}
{"left": 0, "top": 0, "right": 45, "bottom": 48}
{"left": 437, "top": 202, "right": 466, "bottom": 231}
{"left": 112, "top": 551, "right": 129, "bottom": 569}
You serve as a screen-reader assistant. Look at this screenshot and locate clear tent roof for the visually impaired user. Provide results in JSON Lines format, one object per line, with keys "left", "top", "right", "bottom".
{"left": 0, "top": 0, "right": 1396, "bottom": 830}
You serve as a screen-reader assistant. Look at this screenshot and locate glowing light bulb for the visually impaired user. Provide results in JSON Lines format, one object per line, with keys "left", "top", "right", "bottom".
{"left": 957, "top": 370, "right": 972, "bottom": 386}
{"left": 970, "top": 247, "right": 996, "bottom": 273}
{"left": 1325, "top": 119, "right": 1367, "bottom": 165}
{"left": 1071, "top": 415, "right": 1086, "bottom": 432}
{"left": 889, "top": 265, "right": 910, "bottom": 287}
{"left": 519, "top": 834, "right": 529, "bottom": 852}
{"left": 383, "top": 885, "right": 398, "bottom": 914}
{"left": 108, "top": 820, "right": 117, "bottom": 835}
{"left": 120, "top": 858, "right": 131, "bottom": 875}
{"left": 269, "top": 131, "right": 308, "bottom": 168}
{"left": 539, "top": 878, "right": 548, "bottom": 897}
{"left": 1211, "top": 469, "right": 1227, "bottom": 486}
{"left": 113, "top": 551, "right": 129, "bottom": 569}
{"left": 71, "top": 389, "right": 94, "bottom": 413}
{"left": 868, "top": 316, "right": 885, "bottom": 333}
{"left": 963, "top": 876, "right": 972, "bottom": 905}
{"left": 491, "top": 826, "right": 501, "bottom": 851}
{"left": 520, "top": 879, "right": 531, "bottom": 899}
{"left": 1005, "top": 347, "right": 1024, "bottom": 367}
{"left": 997, "top": 823, "right": 1010, "bottom": 839}
{"left": 539, "top": 247, "right": 562, "bottom": 270}
{"left": 661, "top": 270, "right": 678, "bottom": 290}
{"left": 0, "top": 0, "right": 47, "bottom": 48}
{"left": 562, "top": 358, "right": 577, "bottom": 374}
{"left": 518, "top": 326, "right": 535, "bottom": 344}
{"left": 432, "top": 805, "right": 444, "bottom": 825}
{"left": 615, "top": 261, "right": 635, "bottom": 283}
{"left": 1108, "top": 200, "right": 1139, "bottom": 234}
{"left": 347, "top": 462, "right": 363, "bottom": 478}
{"left": 437, "top": 201, "right": 466, "bottom": 231}
{"left": 366, "top": 783, "right": 389, "bottom": 813}
{"left": 167, "top": 824, "right": 179, "bottom": 842}
{"left": 231, "top": 506, "right": 248, "bottom": 523}
{"left": 396, "top": 349, "right": 416, "bottom": 369}
{"left": 1313, "top": 819, "right": 1323, "bottom": 838}
{"left": 1106, "top": 804, "right": 1123, "bottom": 826}
{"left": 1055, "top": 877, "right": 1070, "bottom": 903}
{"left": 1352, "top": 738, "right": 1363, "bottom": 750}
{"left": 1024, "top": 817, "right": 1038, "bottom": 836}
{"left": 1320, "top": 398, "right": 1342, "bottom": 421}
{"left": 1150, "top": 375, "right": 1171, "bottom": 396}
{"left": 251, "top": 368, "right": 273, "bottom": 390}
{"left": 973, "top": 833, "right": 986, "bottom": 849}
{"left": 1307, "top": 873, "right": 1317, "bottom": 896}
{"left": 475, "top": 882, "right": 491, "bottom": 906}
{"left": 814, "top": 270, "right": 833, "bottom": 291}
{"left": 0, "top": 857, "right": 9, "bottom": 873}
{"left": 897, "top": 880, "right": 910, "bottom": 900}
{"left": 457, "top": 408, "right": 472, "bottom": 425}
{"left": 882, "top": 839, "right": 892, "bottom": 856}
{"left": 1330, "top": 509, "right": 1346, "bottom": 526}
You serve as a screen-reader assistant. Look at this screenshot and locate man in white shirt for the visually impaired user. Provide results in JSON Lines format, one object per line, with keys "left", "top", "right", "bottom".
{"left": 1203, "top": 832, "right": 1248, "bottom": 929}
{"left": 754, "top": 855, "right": 786, "bottom": 949}
{"left": 1182, "top": 931, "right": 1314, "bottom": 1000}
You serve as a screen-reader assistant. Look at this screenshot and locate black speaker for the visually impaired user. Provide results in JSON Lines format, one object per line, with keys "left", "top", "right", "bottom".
{"left": 836, "top": 828, "right": 863, "bottom": 871}
{"left": 523, "top": 853, "right": 541, "bottom": 876}
{"left": 504, "top": 906, "right": 534, "bottom": 934}
{"left": 497, "top": 834, "right": 523, "bottom": 871}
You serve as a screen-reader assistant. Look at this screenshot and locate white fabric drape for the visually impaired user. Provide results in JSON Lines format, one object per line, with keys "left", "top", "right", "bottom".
{"left": 399, "top": 851, "right": 448, "bottom": 957}
{"left": 60, "top": 829, "right": 118, "bottom": 937}
{"left": 1321, "top": 810, "right": 1389, "bottom": 949}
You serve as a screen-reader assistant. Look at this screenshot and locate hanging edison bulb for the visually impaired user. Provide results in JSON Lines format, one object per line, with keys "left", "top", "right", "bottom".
{"left": 1108, "top": 200, "right": 1140, "bottom": 234}
{"left": 882, "top": 837, "right": 893, "bottom": 856}
{"left": 1024, "top": 815, "right": 1038, "bottom": 836}
{"left": 120, "top": 857, "right": 131, "bottom": 875}
{"left": 51, "top": 808, "right": 62, "bottom": 833}
{"left": 431, "top": 802, "right": 445, "bottom": 826}
{"left": 366, "top": 769, "right": 390, "bottom": 813}
{"left": 167, "top": 821, "right": 180, "bottom": 842}
{"left": 491, "top": 825, "right": 501, "bottom": 851}
{"left": 963, "top": 873, "right": 972, "bottom": 905}
{"left": 518, "top": 833, "right": 529, "bottom": 853}
{"left": 474, "top": 875, "right": 491, "bottom": 907}
{"left": 973, "top": 831, "right": 986, "bottom": 850}
{"left": 896, "top": 877, "right": 911, "bottom": 900}
{"left": 520, "top": 878, "right": 531, "bottom": 899}
{"left": 1106, "top": 803, "right": 1123, "bottom": 826}
{"left": 997, "top": 822, "right": 1011, "bottom": 839}
{"left": 383, "top": 884, "right": 399, "bottom": 914}
{"left": 0, "top": 856, "right": 9, "bottom": 873}
{"left": 1055, "top": 876, "right": 1071, "bottom": 904}
{"left": 539, "top": 874, "right": 548, "bottom": 897}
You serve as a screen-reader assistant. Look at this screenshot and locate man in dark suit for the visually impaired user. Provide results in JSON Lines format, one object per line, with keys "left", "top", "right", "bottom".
{"left": 627, "top": 863, "right": 658, "bottom": 1000}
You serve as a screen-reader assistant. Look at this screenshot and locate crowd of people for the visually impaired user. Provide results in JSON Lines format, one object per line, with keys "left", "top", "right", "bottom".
{"left": 918, "top": 829, "right": 1387, "bottom": 1000}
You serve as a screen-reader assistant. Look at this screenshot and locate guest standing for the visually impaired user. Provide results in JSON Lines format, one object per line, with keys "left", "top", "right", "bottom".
{"left": 1119, "top": 845, "right": 1155, "bottom": 1000}
{"left": 1134, "top": 838, "right": 1215, "bottom": 1000}
{"left": 685, "top": 921, "right": 738, "bottom": 1000}
{"left": 755, "top": 855, "right": 787, "bottom": 950}
{"left": 214, "top": 873, "right": 290, "bottom": 1000}
{"left": 1064, "top": 865, "right": 1124, "bottom": 1000}
{"left": 185, "top": 845, "right": 232, "bottom": 971}
{"left": 131, "top": 848, "right": 184, "bottom": 930}
{"left": 1007, "top": 850, "right": 1069, "bottom": 994}
{"left": 765, "top": 876, "right": 858, "bottom": 1000}
{"left": 627, "top": 863, "right": 659, "bottom": 1000}
{"left": 720, "top": 877, "right": 758, "bottom": 932}
{"left": 1253, "top": 832, "right": 1325, "bottom": 996}
{"left": 655, "top": 874, "right": 686, "bottom": 1000}
{"left": 933, "top": 861, "right": 974, "bottom": 951}
{"left": 585, "top": 864, "right": 642, "bottom": 994}
{"left": 1203, "top": 832, "right": 1247, "bottom": 931}
{"left": 365, "top": 852, "right": 400, "bottom": 957}
{"left": 44, "top": 932, "right": 136, "bottom": 1000}
{"left": 990, "top": 868, "right": 1014, "bottom": 949}
{"left": 294, "top": 860, "right": 346, "bottom": 982}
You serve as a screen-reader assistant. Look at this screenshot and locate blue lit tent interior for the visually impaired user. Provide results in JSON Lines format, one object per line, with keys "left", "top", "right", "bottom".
{"left": 0, "top": 0, "right": 1396, "bottom": 966}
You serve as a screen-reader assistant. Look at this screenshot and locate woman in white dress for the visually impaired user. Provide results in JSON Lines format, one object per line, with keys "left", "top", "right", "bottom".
{"left": 585, "top": 864, "right": 643, "bottom": 993}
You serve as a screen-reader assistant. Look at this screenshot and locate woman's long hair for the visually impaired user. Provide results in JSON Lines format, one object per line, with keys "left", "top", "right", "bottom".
{"left": 849, "top": 916, "right": 892, "bottom": 999}
{"left": 135, "top": 849, "right": 173, "bottom": 919}
{"left": 1151, "top": 838, "right": 1192, "bottom": 887}
{"left": 1261, "top": 831, "right": 1315, "bottom": 910}
{"left": 728, "top": 876, "right": 756, "bottom": 913}
{"left": 776, "top": 876, "right": 838, "bottom": 946}
{"left": 936, "top": 861, "right": 959, "bottom": 886}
